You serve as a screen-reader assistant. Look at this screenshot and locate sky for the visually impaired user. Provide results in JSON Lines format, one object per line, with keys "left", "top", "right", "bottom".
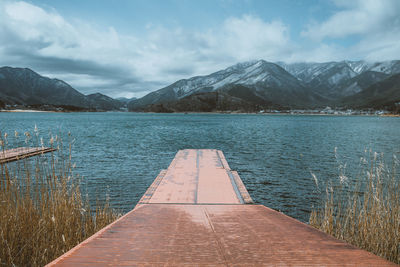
{"left": 0, "top": 0, "right": 399, "bottom": 98}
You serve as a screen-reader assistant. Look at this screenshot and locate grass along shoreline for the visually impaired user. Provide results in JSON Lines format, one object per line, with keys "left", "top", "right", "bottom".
{"left": 0, "top": 131, "right": 120, "bottom": 266}
{"left": 1, "top": 128, "right": 398, "bottom": 265}
{"left": 310, "top": 150, "right": 400, "bottom": 264}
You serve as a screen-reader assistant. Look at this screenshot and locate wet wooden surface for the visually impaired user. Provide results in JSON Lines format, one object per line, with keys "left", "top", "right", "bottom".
{"left": 47, "top": 149, "right": 395, "bottom": 266}
{"left": 140, "top": 149, "right": 252, "bottom": 204}
{"left": 0, "top": 147, "right": 56, "bottom": 164}
{"left": 49, "top": 204, "right": 395, "bottom": 266}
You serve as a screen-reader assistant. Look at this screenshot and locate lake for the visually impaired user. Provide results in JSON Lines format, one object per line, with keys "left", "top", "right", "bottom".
{"left": 1, "top": 112, "right": 399, "bottom": 222}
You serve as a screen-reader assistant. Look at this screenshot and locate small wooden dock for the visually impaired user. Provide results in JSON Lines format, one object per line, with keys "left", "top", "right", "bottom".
{"left": 48, "top": 149, "right": 395, "bottom": 266}
{"left": 0, "top": 147, "right": 56, "bottom": 164}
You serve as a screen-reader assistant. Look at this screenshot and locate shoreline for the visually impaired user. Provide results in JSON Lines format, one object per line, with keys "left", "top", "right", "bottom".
{"left": 0, "top": 109, "right": 53, "bottom": 113}
{"left": 130, "top": 111, "right": 400, "bottom": 117}
{"left": 1, "top": 109, "right": 399, "bottom": 117}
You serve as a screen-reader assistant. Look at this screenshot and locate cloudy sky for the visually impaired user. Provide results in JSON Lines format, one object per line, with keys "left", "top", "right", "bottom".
{"left": 1, "top": 0, "right": 399, "bottom": 98}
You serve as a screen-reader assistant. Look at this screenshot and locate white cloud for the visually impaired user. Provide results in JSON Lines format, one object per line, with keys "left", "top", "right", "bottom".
{"left": 301, "top": 0, "right": 400, "bottom": 61}
{"left": 288, "top": 44, "right": 344, "bottom": 63}
{"left": 205, "top": 15, "right": 291, "bottom": 62}
{"left": 302, "top": 0, "right": 400, "bottom": 40}
{"left": 0, "top": 1, "right": 142, "bottom": 95}
{"left": 5, "top": 1, "right": 74, "bottom": 43}
{"left": 354, "top": 30, "right": 400, "bottom": 61}
{"left": 0, "top": 1, "right": 294, "bottom": 97}
{"left": 0, "top": 0, "right": 399, "bottom": 97}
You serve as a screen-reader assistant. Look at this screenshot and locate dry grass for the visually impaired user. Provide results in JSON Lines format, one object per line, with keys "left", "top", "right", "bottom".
{"left": 0, "top": 130, "right": 120, "bottom": 266}
{"left": 310, "top": 150, "right": 400, "bottom": 264}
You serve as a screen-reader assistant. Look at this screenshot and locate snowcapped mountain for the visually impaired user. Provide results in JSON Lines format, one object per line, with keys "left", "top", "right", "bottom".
{"left": 306, "top": 62, "right": 358, "bottom": 100}
{"left": 341, "top": 72, "right": 400, "bottom": 109}
{"left": 278, "top": 60, "right": 400, "bottom": 82}
{"left": 278, "top": 60, "right": 400, "bottom": 100}
{"left": 345, "top": 61, "right": 372, "bottom": 74}
{"left": 368, "top": 60, "right": 400, "bottom": 74}
{"left": 278, "top": 61, "right": 346, "bottom": 83}
{"left": 129, "top": 59, "right": 400, "bottom": 111}
{"left": 129, "top": 60, "right": 322, "bottom": 110}
{"left": 336, "top": 71, "right": 389, "bottom": 97}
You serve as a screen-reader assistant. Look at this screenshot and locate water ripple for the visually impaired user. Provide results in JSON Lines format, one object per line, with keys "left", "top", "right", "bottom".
{"left": 1, "top": 112, "right": 399, "bottom": 222}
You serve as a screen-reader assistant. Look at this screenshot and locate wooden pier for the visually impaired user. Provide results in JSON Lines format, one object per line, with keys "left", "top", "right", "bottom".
{"left": 0, "top": 147, "right": 56, "bottom": 164}
{"left": 47, "top": 149, "right": 395, "bottom": 266}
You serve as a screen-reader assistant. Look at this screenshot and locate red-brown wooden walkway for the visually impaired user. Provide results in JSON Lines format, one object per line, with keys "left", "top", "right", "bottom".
{"left": 47, "top": 149, "right": 395, "bottom": 266}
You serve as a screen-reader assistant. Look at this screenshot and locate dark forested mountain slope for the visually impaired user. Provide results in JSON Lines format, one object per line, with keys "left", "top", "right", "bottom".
{"left": 0, "top": 67, "right": 122, "bottom": 111}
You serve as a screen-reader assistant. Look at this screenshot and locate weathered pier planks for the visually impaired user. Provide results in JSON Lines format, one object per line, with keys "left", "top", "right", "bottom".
{"left": 0, "top": 147, "right": 56, "bottom": 164}
{"left": 47, "top": 149, "right": 395, "bottom": 266}
{"left": 139, "top": 149, "right": 252, "bottom": 204}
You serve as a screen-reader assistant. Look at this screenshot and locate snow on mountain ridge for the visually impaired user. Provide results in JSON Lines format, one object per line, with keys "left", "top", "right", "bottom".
{"left": 327, "top": 67, "right": 357, "bottom": 85}
{"left": 278, "top": 62, "right": 338, "bottom": 83}
{"left": 128, "top": 58, "right": 400, "bottom": 111}
{"left": 171, "top": 60, "right": 288, "bottom": 98}
{"left": 280, "top": 60, "right": 400, "bottom": 82}
{"left": 345, "top": 61, "right": 371, "bottom": 74}
{"left": 369, "top": 60, "right": 400, "bottom": 74}
{"left": 172, "top": 59, "right": 400, "bottom": 99}
{"left": 225, "top": 60, "right": 260, "bottom": 72}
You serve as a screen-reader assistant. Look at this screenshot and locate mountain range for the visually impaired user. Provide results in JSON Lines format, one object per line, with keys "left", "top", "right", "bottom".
{"left": 0, "top": 67, "right": 124, "bottom": 111}
{"left": 1, "top": 60, "right": 399, "bottom": 113}
{"left": 128, "top": 60, "right": 400, "bottom": 113}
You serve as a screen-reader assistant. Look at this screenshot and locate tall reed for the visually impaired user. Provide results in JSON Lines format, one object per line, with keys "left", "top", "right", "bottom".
{"left": 0, "top": 130, "right": 120, "bottom": 266}
{"left": 310, "top": 150, "right": 400, "bottom": 264}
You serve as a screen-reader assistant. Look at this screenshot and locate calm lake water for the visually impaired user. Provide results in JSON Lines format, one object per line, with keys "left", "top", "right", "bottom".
{"left": 1, "top": 112, "right": 399, "bottom": 222}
